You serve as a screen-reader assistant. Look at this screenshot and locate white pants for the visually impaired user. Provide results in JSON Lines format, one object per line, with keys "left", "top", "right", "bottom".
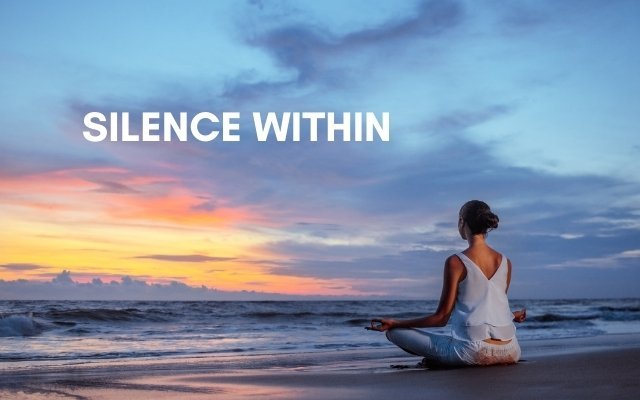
{"left": 386, "top": 328, "right": 521, "bottom": 367}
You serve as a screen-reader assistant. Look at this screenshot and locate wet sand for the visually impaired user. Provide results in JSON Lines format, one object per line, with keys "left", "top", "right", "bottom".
{"left": 1, "top": 334, "right": 639, "bottom": 399}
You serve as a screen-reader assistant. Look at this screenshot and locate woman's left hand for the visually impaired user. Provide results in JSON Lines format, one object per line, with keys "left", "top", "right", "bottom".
{"left": 366, "top": 318, "right": 397, "bottom": 332}
{"left": 513, "top": 308, "right": 526, "bottom": 323}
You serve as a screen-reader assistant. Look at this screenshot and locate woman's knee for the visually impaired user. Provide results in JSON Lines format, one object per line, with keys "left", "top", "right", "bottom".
{"left": 385, "top": 328, "right": 414, "bottom": 347}
{"left": 385, "top": 328, "right": 429, "bottom": 357}
{"left": 385, "top": 328, "right": 404, "bottom": 343}
{"left": 385, "top": 329, "right": 394, "bottom": 342}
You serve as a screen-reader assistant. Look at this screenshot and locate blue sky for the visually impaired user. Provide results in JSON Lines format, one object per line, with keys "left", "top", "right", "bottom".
{"left": 0, "top": 0, "right": 639, "bottom": 299}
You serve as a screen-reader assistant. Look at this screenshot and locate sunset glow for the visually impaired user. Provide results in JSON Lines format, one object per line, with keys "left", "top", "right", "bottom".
{"left": 1, "top": 1, "right": 639, "bottom": 299}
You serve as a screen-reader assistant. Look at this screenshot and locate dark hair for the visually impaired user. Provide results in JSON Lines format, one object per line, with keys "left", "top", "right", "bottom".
{"left": 460, "top": 200, "right": 499, "bottom": 235}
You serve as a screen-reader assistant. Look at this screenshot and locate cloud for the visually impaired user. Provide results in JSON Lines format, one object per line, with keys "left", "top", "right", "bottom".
{"left": 52, "top": 84, "right": 640, "bottom": 298}
{"left": 545, "top": 249, "right": 640, "bottom": 270}
{"left": 0, "top": 263, "right": 45, "bottom": 271}
{"left": 91, "top": 180, "right": 138, "bottom": 194}
{"left": 133, "top": 254, "right": 237, "bottom": 263}
{"left": 579, "top": 215, "right": 640, "bottom": 231}
{"left": 0, "top": 164, "right": 258, "bottom": 228}
{"left": 494, "top": 2, "right": 549, "bottom": 35}
{"left": 6, "top": 0, "right": 637, "bottom": 300}
{"left": 0, "top": 144, "right": 116, "bottom": 179}
{"left": 52, "top": 269, "right": 74, "bottom": 284}
{"left": 264, "top": 248, "right": 447, "bottom": 280}
{"left": 620, "top": 250, "right": 640, "bottom": 258}
{"left": 340, "top": 0, "right": 463, "bottom": 45}
{"left": 424, "top": 104, "right": 513, "bottom": 134}
{"left": 0, "top": 270, "right": 340, "bottom": 301}
{"left": 231, "top": 0, "right": 464, "bottom": 91}
{"left": 191, "top": 199, "right": 217, "bottom": 212}
{"left": 558, "top": 233, "right": 584, "bottom": 240}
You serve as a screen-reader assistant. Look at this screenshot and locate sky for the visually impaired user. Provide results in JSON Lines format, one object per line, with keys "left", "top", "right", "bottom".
{"left": 0, "top": 0, "right": 639, "bottom": 299}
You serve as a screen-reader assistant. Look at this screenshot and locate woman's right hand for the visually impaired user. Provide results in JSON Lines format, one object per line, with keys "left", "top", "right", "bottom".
{"left": 366, "top": 318, "right": 398, "bottom": 332}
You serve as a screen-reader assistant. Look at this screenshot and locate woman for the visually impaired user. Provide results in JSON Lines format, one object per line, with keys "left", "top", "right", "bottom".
{"left": 368, "top": 200, "right": 526, "bottom": 367}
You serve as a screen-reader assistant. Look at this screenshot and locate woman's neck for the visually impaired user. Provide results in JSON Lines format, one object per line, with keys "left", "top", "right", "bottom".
{"left": 467, "top": 234, "right": 487, "bottom": 248}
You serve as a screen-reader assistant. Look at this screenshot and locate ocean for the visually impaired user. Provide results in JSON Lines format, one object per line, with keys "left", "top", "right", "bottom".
{"left": 1, "top": 299, "right": 639, "bottom": 365}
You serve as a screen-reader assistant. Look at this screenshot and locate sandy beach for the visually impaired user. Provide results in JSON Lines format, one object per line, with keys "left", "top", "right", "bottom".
{"left": 1, "top": 333, "right": 639, "bottom": 400}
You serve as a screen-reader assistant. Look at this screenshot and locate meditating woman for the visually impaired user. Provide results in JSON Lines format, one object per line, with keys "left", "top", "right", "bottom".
{"left": 368, "top": 200, "right": 526, "bottom": 367}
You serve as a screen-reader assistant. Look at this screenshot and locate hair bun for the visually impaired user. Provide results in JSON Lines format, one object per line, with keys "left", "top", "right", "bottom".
{"left": 460, "top": 200, "right": 500, "bottom": 234}
{"left": 482, "top": 211, "right": 499, "bottom": 231}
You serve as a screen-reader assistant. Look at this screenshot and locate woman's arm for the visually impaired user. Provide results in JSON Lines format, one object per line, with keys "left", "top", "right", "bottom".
{"left": 368, "top": 255, "right": 465, "bottom": 332}
{"left": 506, "top": 258, "right": 526, "bottom": 323}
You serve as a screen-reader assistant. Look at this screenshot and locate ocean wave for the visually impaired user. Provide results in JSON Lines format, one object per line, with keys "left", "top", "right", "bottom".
{"left": 345, "top": 318, "right": 370, "bottom": 326}
{"left": 2, "top": 299, "right": 639, "bottom": 364}
{"left": 598, "top": 306, "right": 640, "bottom": 313}
{"left": 528, "top": 313, "right": 599, "bottom": 322}
{"left": 0, "top": 314, "right": 42, "bottom": 337}
{"left": 41, "top": 308, "right": 166, "bottom": 322}
{"left": 240, "top": 311, "right": 357, "bottom": 319}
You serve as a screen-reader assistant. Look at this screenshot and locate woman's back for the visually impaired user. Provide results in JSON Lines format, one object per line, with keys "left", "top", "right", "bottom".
{"left": 461, "top": 246, "right": 503, "bottom": 281}
{"left": 452, "top": 251, "right": 515, "bottom": 341}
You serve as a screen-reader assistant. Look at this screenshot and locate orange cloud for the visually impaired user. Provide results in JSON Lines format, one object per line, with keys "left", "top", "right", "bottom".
{"left": 108, "top": 189, "right": 257, "bottom": 226}
{"left": 0, "top": 166, "right": 259, "bottom": 227}
{"left": 0, "top": 165, "right": 365, "bottom": 297}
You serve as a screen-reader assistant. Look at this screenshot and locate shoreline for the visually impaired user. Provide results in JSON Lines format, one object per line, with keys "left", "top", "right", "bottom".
{"left": 2, "top": 333, "right": 640, "bottom": 399}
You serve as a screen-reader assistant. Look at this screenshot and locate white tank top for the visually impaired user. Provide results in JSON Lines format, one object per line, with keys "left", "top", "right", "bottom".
{"left": 451, "top": 252, "right": 516, "bottom": 342}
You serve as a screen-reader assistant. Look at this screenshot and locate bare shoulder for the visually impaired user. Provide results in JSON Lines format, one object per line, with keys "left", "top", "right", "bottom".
{"left": 445, "top": 254, "right": 465, "bottom": 272}
{"left": 443, "top": 254, "right": 466, "bottom": 284}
